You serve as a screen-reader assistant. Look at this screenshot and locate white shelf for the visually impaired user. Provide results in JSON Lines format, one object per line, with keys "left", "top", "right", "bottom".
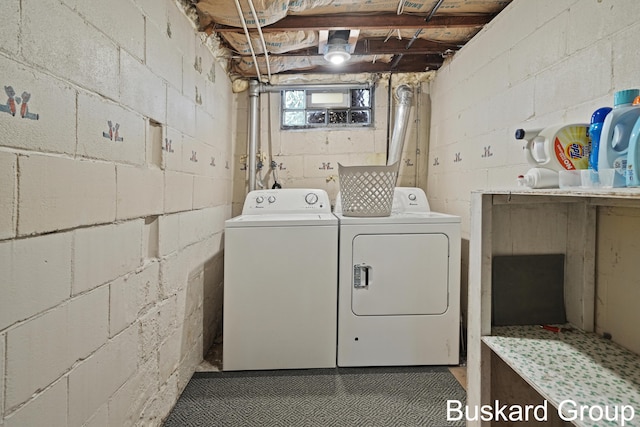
{"left": 483, "top": 326, "right": 640, "bottom": 427}
{"left": 477, "top": 187, "right": 640, "bottom": 199}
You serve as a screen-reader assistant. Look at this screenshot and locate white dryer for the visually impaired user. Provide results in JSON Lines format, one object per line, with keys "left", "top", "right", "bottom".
{"left": 334, "top": 187, "right": 461, "bottom": 367}
{"left": 223, "top": 188, "right": 338, "bottom": 371}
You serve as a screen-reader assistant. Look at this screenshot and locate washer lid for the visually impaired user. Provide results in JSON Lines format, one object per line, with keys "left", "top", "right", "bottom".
{"left": 226, "top": 213, "right": 338, "bottom": 228}
{"left": 334, "top": 211, "right": 460, "bottom": 225}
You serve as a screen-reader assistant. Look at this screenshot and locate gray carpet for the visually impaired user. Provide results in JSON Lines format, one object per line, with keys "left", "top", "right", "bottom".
{"left": 162, "top": 366, "right": 466, "bottom": 426}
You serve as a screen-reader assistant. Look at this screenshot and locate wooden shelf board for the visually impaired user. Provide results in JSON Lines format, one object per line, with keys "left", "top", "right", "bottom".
{"left": 483, "top": 325, "right": 640, "bottom": 427}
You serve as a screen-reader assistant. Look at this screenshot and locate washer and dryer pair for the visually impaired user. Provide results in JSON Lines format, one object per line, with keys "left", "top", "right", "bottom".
{"left": 223, "top": 187, "right": 460, "bottom": 371}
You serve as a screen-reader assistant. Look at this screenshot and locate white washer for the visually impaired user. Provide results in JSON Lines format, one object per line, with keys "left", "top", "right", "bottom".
{"left": 334, "top": 187, "right": 461, "bottom": 367}
{"left": 223, "top": 188, "right": 338, "bottom": 371}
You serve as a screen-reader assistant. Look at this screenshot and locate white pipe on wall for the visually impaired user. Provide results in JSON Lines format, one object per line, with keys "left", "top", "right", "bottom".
{"left": 387, "top": 84, "right": 414, "bottom": 166}
{"left": 233, "top": 0, "right": 262, "bottom": 80}
{"left": 246, "top": 0, "right": 272, "bottom": 81}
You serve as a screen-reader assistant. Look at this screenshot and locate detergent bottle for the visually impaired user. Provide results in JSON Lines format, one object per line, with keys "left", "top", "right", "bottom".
{"left": 588, "top": 107, "right": 612, "bottom": 171}
{"left": 517, "top": 167, "right": 559, "bottom": 189}
{"left": 598, "top": 89, "right": 640, "bottom": 187}
{"left": 515, "top": 124, "right": 590, "bottom": 172}
{"left": 626, "top": 97, "right": 640, "bottom": 187}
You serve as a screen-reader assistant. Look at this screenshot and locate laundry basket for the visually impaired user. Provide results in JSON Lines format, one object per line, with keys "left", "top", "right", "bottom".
{"left": 338, "top": 162, "right": 399, "bottom": 217}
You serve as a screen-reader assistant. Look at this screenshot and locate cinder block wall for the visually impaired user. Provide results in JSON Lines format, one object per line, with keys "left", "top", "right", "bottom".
{"left": 428, "top": 0, "right": 640, "bottom": 231}
{"left": 428, "top": 0, "right": 640, "bottom": 352}
{"left": 0, "top": 0, "right": 233, "bottom": 425}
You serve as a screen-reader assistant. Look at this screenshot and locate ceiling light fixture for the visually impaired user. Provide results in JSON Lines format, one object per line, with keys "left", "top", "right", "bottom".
{"left": 324, "top": 38, "right": 351, "bottom": 65}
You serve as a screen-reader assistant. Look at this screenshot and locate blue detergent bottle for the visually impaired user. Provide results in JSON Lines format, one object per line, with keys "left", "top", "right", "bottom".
{"left": 626, "top": 97, "right": 640, "bottom": 187}
{"left": 598, "top": 89, "right": 640, "bottom": 187}
{"left": 588, "top": 107, "right": 612, "bottom": 171}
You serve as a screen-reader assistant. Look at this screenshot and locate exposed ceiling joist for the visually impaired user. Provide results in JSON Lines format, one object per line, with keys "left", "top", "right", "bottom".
{"left": 210, "top": 14, "right": 494, "bottom": 33}
{"left": 278, "top": 54, "right": 444, "bottom": 75}
{"left": 237, "top": 41, "right": 455, "bottom": 58}
{"left": 359, "top": 38, "right": 460, "bottom": 55}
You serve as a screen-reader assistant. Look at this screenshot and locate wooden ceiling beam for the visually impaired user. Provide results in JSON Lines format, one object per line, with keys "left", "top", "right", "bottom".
{"left": 234, "top": 60, "right": 443, "bottom": 76}
{"left": 276, "top": 61, "right": 442, "bottom": 75}
{"left": 212, "top": 14, "right": 493, "bottom": 32}
{"left": 358, "top": 38, "right": 460, "bottom": 55}
{"left": 255, "top": 55, "right": 444, "bottom": 75}
{"left": 236, "top": 52, "right": 446, "bottom": 67}
{"left": 235, "top": 39, "right": 460, "bottom": 58}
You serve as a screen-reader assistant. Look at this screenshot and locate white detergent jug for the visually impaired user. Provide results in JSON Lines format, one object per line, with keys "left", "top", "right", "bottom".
{"left": 517, "top": 168, "right": 559, "bottom": 189}
{"left": 598, "top": 89, "right": 640, "bottom": 187}
{"left": 515, "top": 124, "right": 590, "bottom": 172}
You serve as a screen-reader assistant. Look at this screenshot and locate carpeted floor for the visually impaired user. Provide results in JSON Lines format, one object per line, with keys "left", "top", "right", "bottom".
{"left": 162, "top": 366, "right": 466, "bottom": 426}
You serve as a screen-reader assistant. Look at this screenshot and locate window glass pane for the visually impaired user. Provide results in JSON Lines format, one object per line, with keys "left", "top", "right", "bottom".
{"left": 309, "top": 90, "right": 348, "bottom": 107}
{"left": 350, "top": 110, "right": 370, "bottom": 124}
{"left": 351, "top": 89, "right": 370, "bottom": 108}
{"left": 311, "top": 92, "right": 344, "bottom": 105}
{"left": 283, "top": 110, "right": 305, "bottom": 126}
{"left": 306, "top": 110, "right": 326, "bottom": 124}
{"left": 284, "top": 90, "right": 305, "bottom": 109}
{"left": 329, "top": 110, "right": 348, "bottom": 124}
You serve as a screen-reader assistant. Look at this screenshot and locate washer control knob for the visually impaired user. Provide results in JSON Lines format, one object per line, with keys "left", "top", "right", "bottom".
{"left": 408, "top": 193, "right": 417, "bottom": 201}
{"left": 268, "top": 195, "right": 276, "bottom": 204}
{"left": 255, "top": 196, "right": 264, "bottom": 204}
{"left": 305, "top": 193, "right": 319, "bottom": 205}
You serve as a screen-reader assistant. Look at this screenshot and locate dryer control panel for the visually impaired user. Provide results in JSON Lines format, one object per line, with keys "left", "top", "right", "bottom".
{"left": 242, "top": 188, "right": 331, "bottom": 214}
{"left": 391, "top": 187, "right": 431, "bottom": 213}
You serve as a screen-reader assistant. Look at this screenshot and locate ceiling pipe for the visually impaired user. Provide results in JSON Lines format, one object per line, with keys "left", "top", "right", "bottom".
{"left": 257, "top": 82, "right": 371, "bottom": 92}
{"left": 387, "top": 84, "right": 414, "bottom": 167}
{"left": 407, "top": 0, "right": 446, "bottom": 49}
{"left": 233, "top": 0, "right": 262, "bottom": 80}
{"left": 391, "top": 0, "right": 446, "bottom": 69}
{"left": 246, "top": 0, "right": 272, "bottom": 81}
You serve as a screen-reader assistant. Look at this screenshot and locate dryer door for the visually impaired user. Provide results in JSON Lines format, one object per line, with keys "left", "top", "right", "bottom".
{"left": 352, "top": 233, "right": 449, "bottom": 316}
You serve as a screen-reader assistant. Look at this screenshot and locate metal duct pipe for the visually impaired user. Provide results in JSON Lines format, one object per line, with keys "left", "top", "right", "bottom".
{"left": 248, "top": 79, "right": 260, "bottom": 191}
{"left": 387, "top": 84, "right": 414, "bottom": 166}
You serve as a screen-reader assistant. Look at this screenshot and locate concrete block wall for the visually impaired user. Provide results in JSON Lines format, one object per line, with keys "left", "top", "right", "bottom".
{"left": 428, "top": 0, "right": 640, "bottom": 352}
{"left": 0, "top": 0, "right": 233, "bottom": 425}
{"left": 428, "top": 0, "right": 640, "bottom": 233}
{"left": 231, "top": 75, "right": 430, "bottom": 213}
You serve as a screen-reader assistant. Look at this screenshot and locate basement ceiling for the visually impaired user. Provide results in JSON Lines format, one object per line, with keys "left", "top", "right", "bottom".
{"left": 192, "top": 0, "right": 512, "bottom": 78}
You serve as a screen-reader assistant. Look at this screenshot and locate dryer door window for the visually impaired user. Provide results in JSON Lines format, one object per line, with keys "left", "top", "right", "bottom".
{"left": 351, "top": 233, "right": 449, "bottom": 316}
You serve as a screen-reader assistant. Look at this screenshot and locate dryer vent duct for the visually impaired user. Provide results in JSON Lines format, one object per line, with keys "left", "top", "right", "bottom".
{"left": 387, "top": 85, "right": 414, "bottom": 167}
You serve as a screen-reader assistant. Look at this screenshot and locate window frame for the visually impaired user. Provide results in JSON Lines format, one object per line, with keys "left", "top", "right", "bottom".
{"left": 280, "top": 87, "right": 374, "bottom": 130}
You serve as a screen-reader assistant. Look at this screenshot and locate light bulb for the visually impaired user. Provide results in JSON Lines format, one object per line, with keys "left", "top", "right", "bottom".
{"left": 324, "top": 40, "right": 351, "bottom": 65}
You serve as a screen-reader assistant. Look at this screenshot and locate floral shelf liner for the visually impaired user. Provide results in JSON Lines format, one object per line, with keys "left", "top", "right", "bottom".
{"left": 483, "top": 325, "right": 640, "bottom": 427}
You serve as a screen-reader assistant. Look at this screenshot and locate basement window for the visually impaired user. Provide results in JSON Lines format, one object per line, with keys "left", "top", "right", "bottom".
{"left": 281, "top": 87, "right": 373, "bottom": 130}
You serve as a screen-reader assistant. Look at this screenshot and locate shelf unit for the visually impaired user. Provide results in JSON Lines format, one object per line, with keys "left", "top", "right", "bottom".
{"left": 484, "top": 326, "right": 640, "bottom": 427}
{"left": 468, "top": 189, "right": 640, "bottom": 427}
